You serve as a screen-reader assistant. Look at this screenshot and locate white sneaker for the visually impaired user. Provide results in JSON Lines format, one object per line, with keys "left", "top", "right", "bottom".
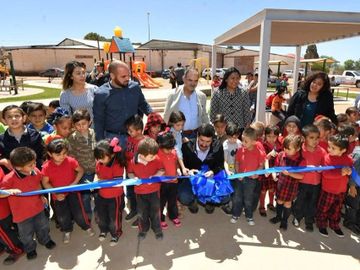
{"left": 230, "top": 216, "right": 239, "bottom": 224}
{"left": 86, "top": 228, "right": 95, "bottom": 237}
{"left": 292, "top": 218, "right": 300, "bottom": 227}
{"left": 247, "top": 218, "right": 255, "bottom": 226}
{"left": 63, "top": 232, "right": 71, "bottom": 244}
{"left": 98, "top": 232, "right": 107, "bottom": 242}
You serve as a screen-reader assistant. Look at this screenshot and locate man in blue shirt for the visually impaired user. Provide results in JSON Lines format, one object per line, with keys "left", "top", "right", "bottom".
{"left": 93, "top": 60, "right": 152, "bottom": 146}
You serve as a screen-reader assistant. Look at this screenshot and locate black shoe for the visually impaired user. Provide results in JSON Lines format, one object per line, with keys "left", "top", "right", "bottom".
{"left": 45, "top": 240, "right": 56, "bottom": 250}
{"left": 305, "top": 223, "right": 314, "bottom": 232}
{"left": 269, "top": 216, "right": 281, "bottom": 224}
{"left": 259, "top": 208, "right": 267, "bottom": 217}
{"left": 131, "top": 219, "right": 138, "bottom": 228}
{"left": 26, "top": 250, "right": 37, "bottom": 260}
{"left": 319, "top": 228, "right": 329, "bottom": 237}
{"left": 204, "top": 204, "right": 215, "bottom": 214}
{"left": 3, "top": 252, "right": 23, "bottom": 265}
{"left": 138, "top": 232, "right": 146, "bottom": 241}
{"left": 333, "top": 228, "right": 345, "bottom": 238}
{"left": 279, "top": 221, "right": 288, "bottom": 231}
{"left": 125, "top": 211, "right": 137, "bottom": 221}
{"left": 221, "top": 204, "right": 232, "bottom": 216}
{"left": 155, "top": 232, "right": 164, "bottom": 240}
{"left": 188, "top": 201, "right": 199, "bottom": 214}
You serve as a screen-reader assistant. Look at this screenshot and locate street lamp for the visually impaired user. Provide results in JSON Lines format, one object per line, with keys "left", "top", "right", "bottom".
{"left": 147, "top": 12, "right": 152, "bottom": 72}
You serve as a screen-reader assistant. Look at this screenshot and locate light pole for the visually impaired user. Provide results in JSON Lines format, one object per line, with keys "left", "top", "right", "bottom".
{"left": 147, "top": 12, "right": 152, "bottom": 73}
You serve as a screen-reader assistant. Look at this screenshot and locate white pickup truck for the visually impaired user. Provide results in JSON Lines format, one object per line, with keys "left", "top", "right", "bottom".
{"left": 330, "top": 70, "right": 360, "bottom": 88}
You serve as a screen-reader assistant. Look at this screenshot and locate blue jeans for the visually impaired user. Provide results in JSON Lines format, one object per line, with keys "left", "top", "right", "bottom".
{"left": 231, "top": 177, "right": 257, "bottom": 218}
{"left": 17, "top": 211, "right": 51, "bottom": 253}
{"left": 79, "top": 173, "right": 95, "bottom": 220}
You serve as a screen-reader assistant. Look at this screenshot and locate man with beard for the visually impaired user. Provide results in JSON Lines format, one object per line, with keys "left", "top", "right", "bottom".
{"left": 93, "top": 60, "right": 152, "bottom": 146}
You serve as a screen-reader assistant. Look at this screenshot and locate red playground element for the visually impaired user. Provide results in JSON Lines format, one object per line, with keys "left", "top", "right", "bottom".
{"left": 132, "top": 61, "right": 162, "bottom": 88}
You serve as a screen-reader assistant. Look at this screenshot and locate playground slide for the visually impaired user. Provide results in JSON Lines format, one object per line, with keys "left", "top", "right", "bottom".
{"left": 133, "top": 72, "right": 162, "bottom": 88}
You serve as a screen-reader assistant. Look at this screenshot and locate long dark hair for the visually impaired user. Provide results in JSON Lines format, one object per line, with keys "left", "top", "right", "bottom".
{"left": 218, "top": 67, "right": 241, "bottom": 90}
{"left": 94, "top": 139, "right": 126, "bottom": 167}
{"left": 62, "top": 61, "right": 83, "bottom": 89}
{"left": 303, "top": 71, "right": 330, "bottom": 98}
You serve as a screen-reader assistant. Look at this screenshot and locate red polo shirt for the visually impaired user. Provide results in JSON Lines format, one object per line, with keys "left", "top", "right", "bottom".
{"left": 235, "top": 145, "right": 266, "bottom": 174}
{"left": 0, "top": 168, "right": 11, "bottom": 220}
{"left": 157, "top": 149, "right": 178, "bottom": 183}
{"left": 127, "top": 155, "right": 164, "bottom": 194}
{"left": 0, "top": 168, "right": 44, "bottom": 223}
{"left": 96, "top": 160, "right": 124, "bottom": 198}
{"left": 300, "top": 144, "right": 326, "bottom": 185}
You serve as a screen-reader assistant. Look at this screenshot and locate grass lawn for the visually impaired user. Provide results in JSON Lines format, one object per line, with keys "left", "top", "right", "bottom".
{"left": 0, "top": 84, "right": 61, "bottom": 103}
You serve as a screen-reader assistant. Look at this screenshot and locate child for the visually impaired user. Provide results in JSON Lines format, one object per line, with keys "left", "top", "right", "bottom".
{"left": 68, "top": 109, "right": 96, "bottom": 219}
{"left": 292, "top": 125, "right": 326, "bottom": 232}
{"left": 47, "top": 100, "right": 60, "bottom": 116}
{"left": 270, "top": 134, "right": 304, "bottom": 230}
{"left": 168, "top": 111, "right": 189, "bottom": 175}
{"left": 0, "top": 105, "right": 45, "bottom": 173}
{"left": 271, "top": 87, "right": 287, "bottom": 123}
{"left": 232, "top": 127, "right": 266, "bottom": 225}
{"left": 338, "top": 124, "right": 358, "bottom": 154}
{"left": 213, "top": 114, "right": 227, "bottom": 144}
{"left": 0, "top": 166, "right": 24, "bottom": 265}
{"left": 26, "top": 102, "right": 54, "bottom": 137}
{"left": 156, "top": 132, "right": 181, "bottom": 229}
{"left": 259, "top": 125, "right": 281, "bottom": 216}
{"left": 345, "top": 107, "right": 360, "bottom": 125}
{"left": 316, "top": 135, "right": 353, "bottom": 237}
{"left": 143, "top": 112, "right": 166, "bottom": 140}
{"left": 337, "top": 113, "right": 349, "bottom": 127}
{"left": 314, "top": 118, "right": 332, "bottom": 152}
{"left": 124, "top": 114, "right": 145, "bottom": 223}
{"left": 41, "top": 139, "right": 94, "bottom": 244}
{"left": 94, "top": 138, "right": 127, "bottom": 246}
{"left": 279, "top": 116, "right": 301, "bottom": 144}
{"left": 45, "top": 107, "right": 72, "bottom": 145}
{"left": 223, "top": 122, "right": 242, "bottom": 176}
{"left": 0, "top": 147, "right": 56, "bottom": 260}
{"left": 127, "top": 137, "right": 165, "bottom": 240}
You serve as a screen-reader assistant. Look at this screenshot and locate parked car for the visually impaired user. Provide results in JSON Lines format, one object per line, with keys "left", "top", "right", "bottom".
{"left": 161, "top": 69, "right": 170, "bottom": 79}
{"left": 282, "top": 68, "right": 305, "bottom": 78}
{"left": 202, "top": 68, "right": 227, "bottom": 79}
{"left": 331, "top": 70, "right": 360, "bottom": 88}
{"left": 39, "top": 68, "right": 64, "bottom": 78}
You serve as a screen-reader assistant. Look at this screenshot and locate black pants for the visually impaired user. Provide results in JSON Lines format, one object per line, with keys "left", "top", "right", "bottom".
{"left": 160, "top": 183, "right": 178, "bottom": 221}
{"left": 126, "top": 185, "right": 137, "bottom": 213}
{"left": 54, "top": 192, "right": 91, "bottom": 232}
{"left": 136, "top": 191, "right": 161, "bottom": 234}
{"left": 95, "top": 194, "right": 123, "bottom": 238}
{"left": 0, "top": 215, "right": 23, "bottom": 255}
{"left": 293, "top": 183, "right": 320, "bottom": 224}
{"left": 252, "top": 179, "right": 262, "bottom": 212}
{"left": 344, "top": 186, "right": 360, "bottom": 226}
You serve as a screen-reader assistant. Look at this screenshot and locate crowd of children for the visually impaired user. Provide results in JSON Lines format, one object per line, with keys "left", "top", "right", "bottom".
{"left": 0, "top": 97, "right": 359, "bottom": 266}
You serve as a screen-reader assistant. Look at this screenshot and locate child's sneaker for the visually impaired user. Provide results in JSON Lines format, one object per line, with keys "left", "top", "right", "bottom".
{"left": 280, "top": 221, "right": 288, "bottom": 231}
{"left": 98, "top": 232, "right": 107, "bottom": 242}
{"left": 109, "top": 236, "right": 119, "bottom": 246}
{"left": 172, "top": 218, "right": 181, "bottom": 227}
{"left": 155, "top": 232, "right": 164, "bottom": 240}
{"left": 333, "top": 228, "right": 345, "bottom": 238}
{"left": 3, "top": 252, "right": 24, "bottom": 265}
{"left": 45, "top": 240, "right": 56, "bottom": 250}
{"left": 247, "top": 218, "right": 255, "bottom": 226}
{"left": 86, "top": 228, "right": 95, "bottom": 237}
{"left": 230, "top": 216, "right": 239, "bottom": 224}
{"left": 131, "top": 219, "right": 138, "bottom": 228}
{"left": 292, "top": 218, "right": 300, "bottom": 227}
{"left": 305, "top": 223, "right": 314, "bottom": 232}
{"left": 259, "top": 208, "right": 267, "bottom": 217}
{"left": 319, "top": 228, "right": 329, "bottom": 237}
{"left": 26, "top": 250, "right": 37, "bottom": 260}
{"left": 138, "top": 232, "right": 146, "bottom": 241}
{"left": 63, "top": 232, "right": 71, "bottom": 244}
{"left": 161, "top": 222, "right": 168, "bottom": 229}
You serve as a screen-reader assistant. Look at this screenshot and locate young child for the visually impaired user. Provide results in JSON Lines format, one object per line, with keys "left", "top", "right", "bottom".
{"left": 94, "top": 138, "right": 127, "bottom": 246}
{"left": 270, "top": 134, "right": 304, "bottom": 230}
{"left": 45, "top": 107, "right": 72, "bottom": 145}
{"left": 47, "top": 100, "right": 60, "bottom": 116}
{"left": 0, "top": 105, "right": 45, "bottom": 173}
{"left": 168, "top": 111, "right": 189, "bottom": 175}
{"left": 127, "top": 137, "right": 165, "bottom": 240}
{"left": 0, "top": 147, "right": 56, "bottom": 260}
{"left": 271, "top": 87, "right": 287, "bottom": 123}
{"left": 144, "top": 112, "right": 166, "bottom": 140}
{"left": 68, "top": 109, "right": 96, "bottom": 219}
{"left": 232, "top": 127, "right": 266, "bottom": 225}
{"left": 223, "top": 122, "right": 242, "bottom": 176}
{"left": 213, "top": 114, "right": 227, "bottom": 144}
{"left": 278, "top": 115, "right": 301, "bottom": 145}
{"left": 292, "top": 125, "right": 326, "bottom": 232}
{"left": 316, "top": 135, "right": 353, "bottom": 237}
{"left": 345, "top": 107, "right": 360, "bottom": 125}
{"left": 259, "top": 125, "right": 281, "bottom": 217}
{"left": 0, "top": 166, "right": 24, "bottom": 265}
{"left": 338, "top": 124, "right": 358, "bottom": 154}
{"left": 26, "top": 102, "right": 54, "bottom": 137}
{"left": 41, "top": 139, "right": 94, "bottom": 244}
{"left": 314, "top": 118, "right": 332, "bottom": 152}
{"left": 337, "top": 113, "right": 349, "bottom": 127}
{"left": 156, "top": 132, "right": 181, "bottom": 229}
{"left": 124, "top": 114, "right": 145, "bottom": 223}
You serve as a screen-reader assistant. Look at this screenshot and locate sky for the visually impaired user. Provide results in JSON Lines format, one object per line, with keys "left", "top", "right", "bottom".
{"left": 2, "top": 0, "right": 360, "bottom": 64}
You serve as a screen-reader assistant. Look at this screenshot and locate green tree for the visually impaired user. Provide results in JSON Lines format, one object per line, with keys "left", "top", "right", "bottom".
{"left": 344, "top": 59, "right": 355, "bottom": 70}
{"left": 304, "top": 44, "right": 319, "bottom": 59}
{"left": 84, "top": 32, "right": 109, "bottom": 41}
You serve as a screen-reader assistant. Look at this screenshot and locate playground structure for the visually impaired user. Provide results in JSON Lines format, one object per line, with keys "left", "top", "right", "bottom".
{"left": 0, "top": 48, "right": 21, "bottom": 94}
{"left": 132, "top": 61, "right": 162, "bottom": 88}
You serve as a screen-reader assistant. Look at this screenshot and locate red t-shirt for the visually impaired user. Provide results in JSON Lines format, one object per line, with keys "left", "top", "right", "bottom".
{"left": 42, "top": 156, "right": 79, "bottom": 200}
{"left": 318, "top": 140, "right": 328, "bottom": 153}
{"left": 96, "top": 160, "right": 125, "bottom": 198}
{"left": 127, "top": 155, "right": 164, "bottom": 194}
{"left": 322, "top": 154, "right": 353, "bottom": 194}
{"left": 300, "top": 144, "right": 326, "bottom": 185}
{"left": 235, "top": 145, "right": 266, "bottom": 174}
{"left": 125, "top": 136, "right": 144, "bottom": 162}
{"left": 0, "top": 168, "right": 11, "bottom": 220}
{"left": 347, "top": 140, "right": 358, "bottom": 155}
{"left": 0, "top": 168, "right": 44, "bottom": 223}
{"left": 157, "top": 148, "right": 178, "bottom": 183}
